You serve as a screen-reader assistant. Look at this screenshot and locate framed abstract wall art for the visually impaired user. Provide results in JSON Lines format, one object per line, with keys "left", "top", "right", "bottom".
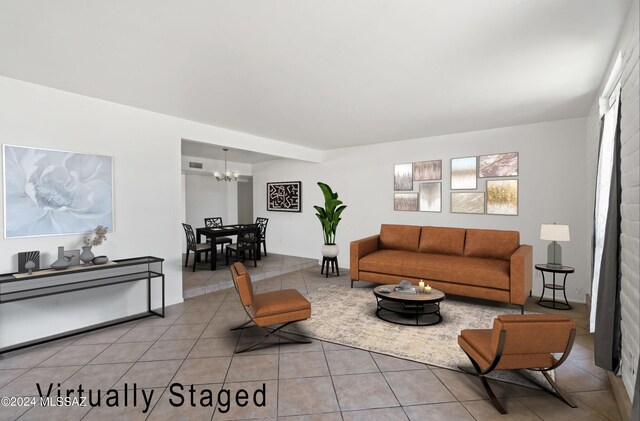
{"left": 478, "top": 152, "right": 518, "bottom": 178}
{"left": 451, "top": 192, "right": 485, "bottom": 214}
{"left": 394, "top": 163, "right": 413, "bottom": 191}
{"left": 451, "top": 156, "right": 477, "bottom": 190}
{"left": 394, "top": 192, "right": 419, "bottom": 211}
{"left": 266, "top": 181, "right": 302, "bottom": 212}
{"left": 413, "top": 160, "right": 442, "bottom": 181}
{"left": 3, "top": 145, "right": 113, "bottom": 238}
{"left": 419, "top": 182, "right": 441, "bottom": 212}
{"left": 486, "top": 179, "right": 518, "bottom": 215}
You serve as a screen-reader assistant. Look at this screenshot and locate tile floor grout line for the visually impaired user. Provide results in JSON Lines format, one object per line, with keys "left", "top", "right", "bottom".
{"left": 321, "top": 340, "right": 344, "bottom": 416}
{"left": 368, "top": 349, "right": 410, "bottom": 417}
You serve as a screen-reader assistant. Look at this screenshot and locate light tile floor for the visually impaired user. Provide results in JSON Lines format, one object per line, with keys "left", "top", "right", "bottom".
{"left": 0, "top": 265, "right": 621, "bottom": 420}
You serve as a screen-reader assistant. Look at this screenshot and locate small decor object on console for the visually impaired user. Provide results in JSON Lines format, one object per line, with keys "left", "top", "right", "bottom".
{"left": 92, "top": 256, "right": 109, "bottom": 265}
{"left": 18, "top": 251, "right": 40, "bottom": 274}
{"left": 80, "top": 246, "right": 94, "bottom": 265}
{"left": 64, "top": 249, "right": 80, "bottom": 266}
{"left": 51, "top": 246, "right": 71, "bottom": 270}
{"left": 82, "top": 225, "right": 109, "bottom": 265}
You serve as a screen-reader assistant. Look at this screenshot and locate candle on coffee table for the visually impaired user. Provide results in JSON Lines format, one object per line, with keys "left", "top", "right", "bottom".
{"left": 418, "top": 280, "right": 425, "bottom": 293}
{"left": 425, "top": 284, "right": 432, "bottom": 294}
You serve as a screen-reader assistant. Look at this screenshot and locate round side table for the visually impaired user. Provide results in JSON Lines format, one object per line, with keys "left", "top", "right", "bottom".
{"left": 535, "top": 264, "right": 575, "bottom": 310}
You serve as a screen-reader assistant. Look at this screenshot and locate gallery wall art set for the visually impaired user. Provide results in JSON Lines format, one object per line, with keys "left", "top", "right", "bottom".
{"left": 394, "top": 152, "right": 519, "bottom": 216}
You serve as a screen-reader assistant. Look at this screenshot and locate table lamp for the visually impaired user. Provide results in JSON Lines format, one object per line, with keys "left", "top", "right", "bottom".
{"left": 540, "top": 223, "right": 570, "bottom": 268}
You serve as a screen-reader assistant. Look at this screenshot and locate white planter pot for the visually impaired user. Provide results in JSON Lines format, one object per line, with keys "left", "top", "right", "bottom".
{"left": 321, "top": 244, "right": 339, "bottom": 258}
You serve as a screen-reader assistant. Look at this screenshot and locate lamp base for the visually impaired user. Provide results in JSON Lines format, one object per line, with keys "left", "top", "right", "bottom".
{"left": 547, "top": 241, "right": 563, "bottom": 268}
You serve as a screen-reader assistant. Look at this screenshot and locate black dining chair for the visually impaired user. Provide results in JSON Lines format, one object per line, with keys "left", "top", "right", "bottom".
{"left": 255, "top": 217, "right": 269, "bottom": 257}
{"left": 226, "top": 224, "right": 259, "bottom": 267}
{"left": 204, "top": 217, "right": 233, "bottom": 253}
{"left": 182, "top": 223, "right": 212, "bottom": 272}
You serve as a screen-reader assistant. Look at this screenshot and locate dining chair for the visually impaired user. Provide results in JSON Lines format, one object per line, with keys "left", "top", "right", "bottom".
{"left": 226, "top": 224, "right": 258, "bottom": 267}
{"left": 255, "top": 217, "right": 269, "bottom": 256}
{"left": 204, "top": 217, "right": 232, "bottom": 253}
{"left": 230, "top": 262, "right": 311, "bottom": 353}
{"left": 182, "top": 223, "right": 212, "bottom": 272}
{"left": 458, "top": 314, "right": 577, "bottom": 414}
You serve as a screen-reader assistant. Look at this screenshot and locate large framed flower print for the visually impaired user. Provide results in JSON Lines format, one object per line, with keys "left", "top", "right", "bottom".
{"left": 3, "top": 145, "right": 113, "bottom": 238}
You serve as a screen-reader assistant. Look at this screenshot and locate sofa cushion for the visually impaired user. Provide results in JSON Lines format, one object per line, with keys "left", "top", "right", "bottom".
{"left": 418, "top": 226, "right": 466, "bottom": 255}
{"left": 451, "top": 256, "right": 510, "bottom": 290}
{"left": 401, "top": 252, "right": 455, "bottom": 281}
{"left": 464, "top": 229, "right": 520, "bottom": 261}
{"left": 359, "top": 250, "right": 406, "bottom": 275}
{"left": 379, "top": 224, "right": 421, "bottom": 252}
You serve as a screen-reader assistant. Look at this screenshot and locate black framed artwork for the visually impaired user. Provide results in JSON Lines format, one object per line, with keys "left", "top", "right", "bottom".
{"left": 267, "top": 181, "right": 302, "bottom": 212}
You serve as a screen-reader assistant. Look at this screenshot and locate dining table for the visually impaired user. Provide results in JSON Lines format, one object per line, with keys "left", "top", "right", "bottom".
{"left": 195, "top": 224, "right": 262, "bottom": 270}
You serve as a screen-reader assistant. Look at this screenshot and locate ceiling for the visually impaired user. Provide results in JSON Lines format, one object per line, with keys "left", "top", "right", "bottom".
{"left": 0, "top": 1, "right": 632, "bottom": 151}
{"left": 181, "top": 140, "right": 279, "bottom": 163}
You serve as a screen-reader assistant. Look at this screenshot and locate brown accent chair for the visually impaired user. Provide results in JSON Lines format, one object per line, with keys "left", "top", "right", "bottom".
{"left": 458, "top": 314, "right": 577, "bottom": 414}
{"left": 230, "top": 262, "right": 311, "bottom": 353}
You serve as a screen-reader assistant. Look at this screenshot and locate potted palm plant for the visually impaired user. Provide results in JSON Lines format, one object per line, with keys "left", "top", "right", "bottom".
{"left": 314, "top": 182, "right": 347, "bottom": 258}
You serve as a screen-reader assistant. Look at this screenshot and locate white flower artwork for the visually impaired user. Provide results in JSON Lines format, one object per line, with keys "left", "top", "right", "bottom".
{"left": 3, "top": 145, "right": 113, "bottom": 238}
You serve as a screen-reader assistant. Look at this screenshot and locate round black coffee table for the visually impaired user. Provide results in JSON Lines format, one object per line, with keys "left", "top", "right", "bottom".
{"left": 373, "top": 284, "right": 445, "bottom": 326}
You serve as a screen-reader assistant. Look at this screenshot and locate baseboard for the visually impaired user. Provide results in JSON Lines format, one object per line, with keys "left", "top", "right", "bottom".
{"left": 608, "top": 371, "right": 632, "bottom": 421}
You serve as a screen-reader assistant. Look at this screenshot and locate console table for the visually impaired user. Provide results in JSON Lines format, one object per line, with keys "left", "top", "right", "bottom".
{"left": 0, "top": 256, "right": 165, "bottom": 354}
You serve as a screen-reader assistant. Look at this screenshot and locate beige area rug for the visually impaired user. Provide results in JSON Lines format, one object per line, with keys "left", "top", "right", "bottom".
{"left": 284, "top": 284, "right": 550, "bottom": 389}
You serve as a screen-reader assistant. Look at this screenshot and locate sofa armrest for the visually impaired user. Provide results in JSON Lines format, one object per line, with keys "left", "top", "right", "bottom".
{"left": 510, "top": 245, "right": 532, "bottom": 305}
{"left": 350, "top": 235, "right": 380, "bottom": 280}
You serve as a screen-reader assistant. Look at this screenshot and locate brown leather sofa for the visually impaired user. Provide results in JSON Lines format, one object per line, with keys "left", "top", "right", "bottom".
{"left": 350, "top": 224, "right": 532, "bottom": 311}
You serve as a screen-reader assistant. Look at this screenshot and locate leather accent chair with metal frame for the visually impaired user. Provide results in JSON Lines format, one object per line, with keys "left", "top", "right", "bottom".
{"left": 230, "top": 262, "right": 311, "bottom": 353}
{"left": 204, "top": 217, "right": 233, "bottom": 253}
{"left": 182, "top": 223, "right": 211, "bottom": 272}
{"left": 458, "top": 314, "right": 577, "bottom": 414}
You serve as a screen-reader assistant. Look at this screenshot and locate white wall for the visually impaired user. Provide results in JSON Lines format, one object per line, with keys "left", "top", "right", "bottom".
{"left": 181, "top": 155, "right": 252, "bottom": 230}
{"left": 253, "top": 118, "right": 589, "bottom": 302}
{"left": 0, "top": 76, "right": 317, "bottom": 348}
{"left": 586, "top": 0, "right": 639, "bottom": 400}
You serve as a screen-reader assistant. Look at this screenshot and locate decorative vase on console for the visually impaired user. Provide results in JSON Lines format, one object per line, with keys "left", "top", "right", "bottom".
{"left": 51, "top": 246, "right": 71, "bottom": 270}
{"left": 80, "top": 245, "right": 94, "bottom": 265}
{"left": 82, "top": 225, "right": 109, "bottom": 265}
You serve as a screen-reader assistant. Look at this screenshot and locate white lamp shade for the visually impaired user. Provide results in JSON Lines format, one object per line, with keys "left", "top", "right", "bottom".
{"left": 540, "top": 224, "right": 570, "bottom": 242}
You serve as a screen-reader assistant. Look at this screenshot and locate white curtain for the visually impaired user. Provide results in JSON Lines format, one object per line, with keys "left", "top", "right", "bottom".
{"left": 590, "top": 95, "right": 620, "bottom": 332}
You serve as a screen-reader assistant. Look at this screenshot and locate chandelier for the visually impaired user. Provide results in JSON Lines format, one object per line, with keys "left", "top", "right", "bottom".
{"left": 214, "top": 148, "right": 239, "bottom": 182}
